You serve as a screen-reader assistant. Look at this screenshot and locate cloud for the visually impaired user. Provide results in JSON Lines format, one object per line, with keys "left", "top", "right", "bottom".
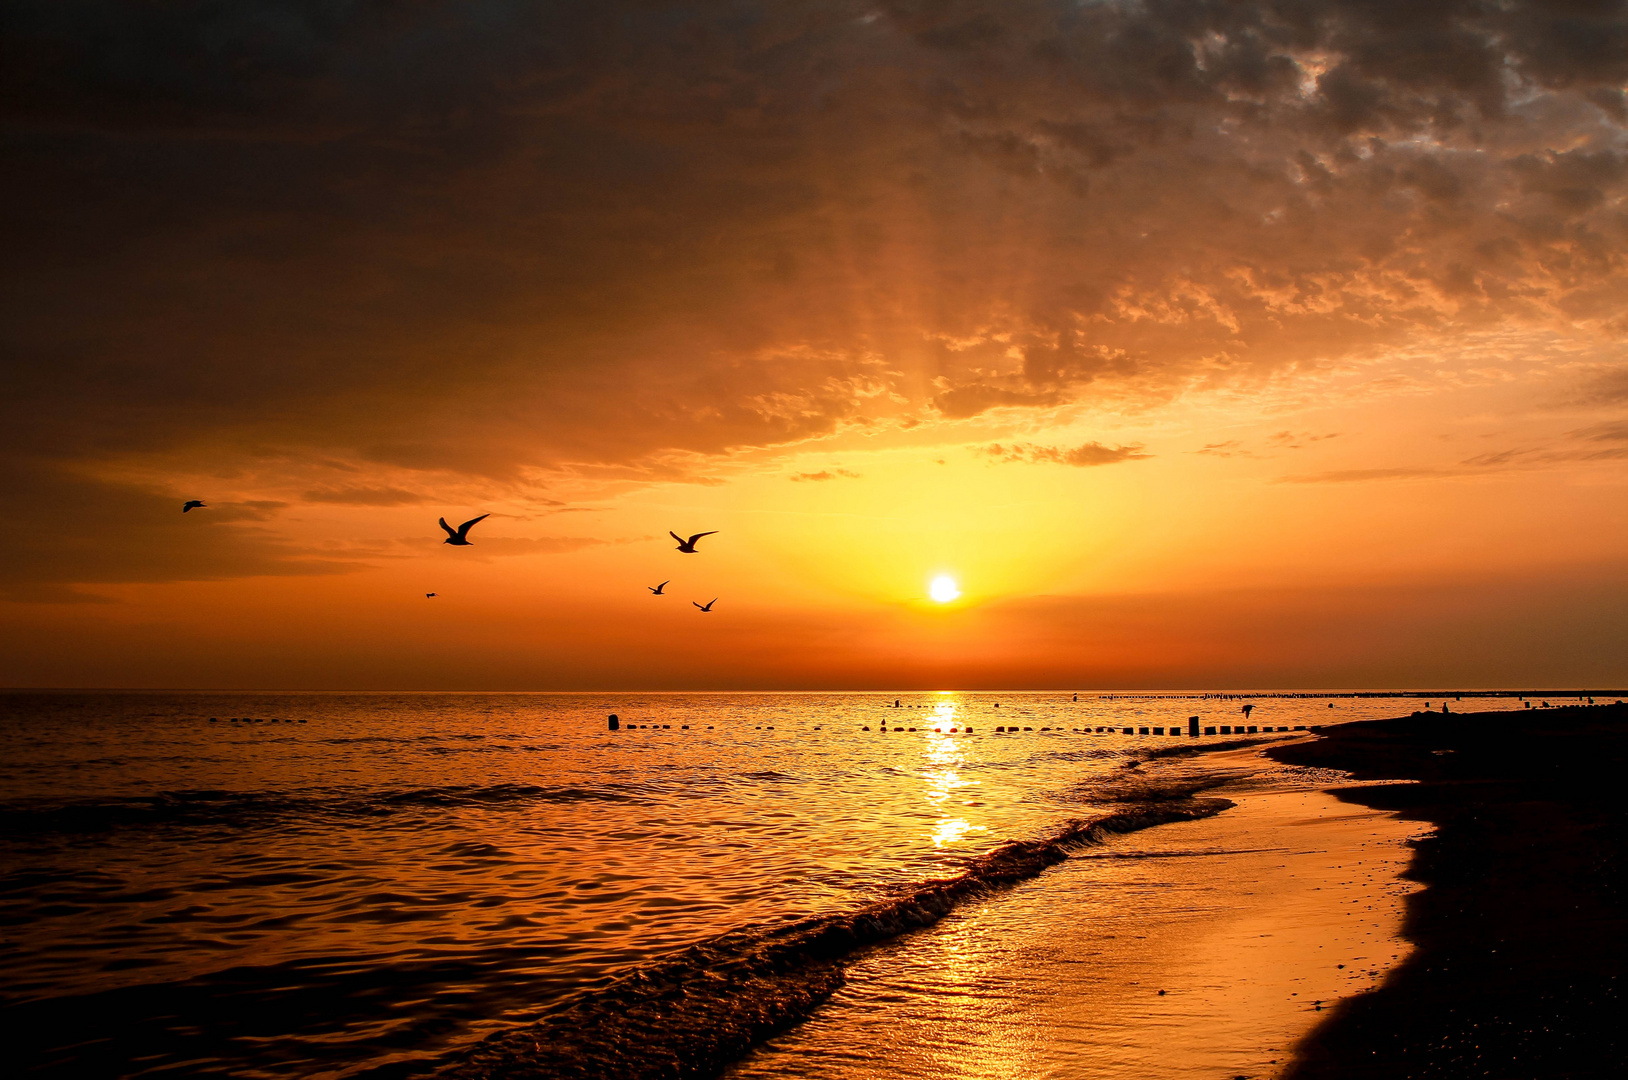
{"left": 1462, "top": 444, "right": 1628, "bottom": 468}
{"left": 303, "top": 486, "right": 424, "bottom": 506}
{"left": 933, "top": 384, "right": 1065, "bottom": 420}
{"left": 1573, "top": 421, "right": 1628, "bottom": 443}
{"left": 450, "top": 535, "right": 609, "bottom": 557}
{"left": 1196, "top": 433, "right": 1340, "bottom": 458}
{"left": 1460, "top": 448, "right": 1530, "bottom": 468}
{"left": 1, "top": 0, "right": 1625, "bottom": 519}
{"left": 1276, "top": 467, "right": 1445, "bottom": 484}
{"left": 982, "top": 441, "right": 1150, "bottom": 467}
{"left": 1279, "top": 426, "right": 1628, "bottom": 482}
{"left": 790, "top": 468, "right": 860, "bottom": 482}
{"left": 1267, "top": 431, "right": 1342, "bottom": 450}
{"left": 1573, "top": 369, "right": 1628, "bottom": 407}
{"left": 0, "top": 463, "right": 360, "bottom": 603}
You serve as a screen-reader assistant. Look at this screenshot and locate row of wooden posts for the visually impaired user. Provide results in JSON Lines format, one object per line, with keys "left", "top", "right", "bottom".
{"left": 607, "top": 714, "right": 1322, "bottom": 736}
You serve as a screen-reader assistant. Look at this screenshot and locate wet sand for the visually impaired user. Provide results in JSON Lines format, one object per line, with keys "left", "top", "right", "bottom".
{"left": 1269, "top": 702, "right": 1628, "bottom": 1079}
{"left": 729, "top": 755, "right": 1427, "bottom": 1080}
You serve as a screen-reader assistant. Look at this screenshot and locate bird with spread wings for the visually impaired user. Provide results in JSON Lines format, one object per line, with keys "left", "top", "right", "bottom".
{"left": 670, "top": 530, "right": 716, "bottom": 553}
{"left": 439, "top": 514, "right": 489, "bottom": 546}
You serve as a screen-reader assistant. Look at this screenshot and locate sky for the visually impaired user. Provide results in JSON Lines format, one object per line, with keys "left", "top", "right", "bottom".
{"left": 2, "top": 0, "right": 1626, "bottom": 690}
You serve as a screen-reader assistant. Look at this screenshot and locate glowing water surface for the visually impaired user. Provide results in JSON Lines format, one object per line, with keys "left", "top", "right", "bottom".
{"left": 0, "top": 690, "right": 1528, "bottom": 1077}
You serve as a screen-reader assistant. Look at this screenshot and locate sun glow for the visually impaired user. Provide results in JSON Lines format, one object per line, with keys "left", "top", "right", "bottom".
{"left": 929, "top": 575, "right": 961, "bottom": 603}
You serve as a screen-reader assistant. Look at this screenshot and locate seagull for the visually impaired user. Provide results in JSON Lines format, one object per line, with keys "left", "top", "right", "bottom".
{"left": 670, "top": 530, "right": 717, "bottom": 553}
{"left": 439, "top": 514, "right": 489, "bottom": 546}
{"left": 426, "top": 593, "right": 436, "bottom": 598}
{"left": 648, "top": 580, "right": 670, "bottom": 595}
{"left": 693, "top": 598, "right": 717, "bottom": 612}
{"left": 182, "top": 500, "right": 206, "bottom": 513}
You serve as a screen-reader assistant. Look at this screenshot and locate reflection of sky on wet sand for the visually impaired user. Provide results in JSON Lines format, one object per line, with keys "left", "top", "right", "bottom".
{"left": 728, "top": 773, "right": 1426, "bottom": 1080}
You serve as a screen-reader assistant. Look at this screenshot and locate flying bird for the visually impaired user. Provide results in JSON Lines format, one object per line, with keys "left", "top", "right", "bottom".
{"left": 182, "top": 500, "right": 206, "bottom": 512}
{"left": 693, "top": 598, "right": 717, "bottom": 612}
{"left": 426, "top": 593, "right": 436, "bottom": 598}
{"left": 648, "top": 580, "right": 670, "bottom": 595}
{"left": 670, "top": 530, "right": 717, "bottom": 553}
{"left": 439, "top": 514, "right": 489, "bottom": 546}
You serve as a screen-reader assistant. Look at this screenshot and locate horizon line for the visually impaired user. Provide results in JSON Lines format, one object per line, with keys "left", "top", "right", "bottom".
{"left": 1, "top": 686, "right": 1622, "bottom": 697}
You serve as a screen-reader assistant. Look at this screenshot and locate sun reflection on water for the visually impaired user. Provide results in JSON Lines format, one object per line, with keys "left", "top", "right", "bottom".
{"left": 931, "top": 816, "right": 983, "bottom": 848}
{"left": 919, "top": 699, "right": 988, "bottom": 849}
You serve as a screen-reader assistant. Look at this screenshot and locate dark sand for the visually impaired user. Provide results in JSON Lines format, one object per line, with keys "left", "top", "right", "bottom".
{"left": 1269, "top": 703, "right": 1627, "bottom": 1079}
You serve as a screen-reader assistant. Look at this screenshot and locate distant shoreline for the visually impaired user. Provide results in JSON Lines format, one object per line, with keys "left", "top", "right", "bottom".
{"left": 1267, "top": 703, "right": 1627, "bottom": 1078}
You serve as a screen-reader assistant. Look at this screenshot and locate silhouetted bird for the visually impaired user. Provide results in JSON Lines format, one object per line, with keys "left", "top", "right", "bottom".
{"left": 426, "top": 593, "right": 436, "bottom": 598}
{"left": 670, "top": 530, "right": 717, "bottom": 553}
{"left": 439, "top": 514, "right": 489, "bottom": 546}
{"left": 1241, "top": 704, "right": 1254, "bottom": 718}
{"left": 693, "top": 598, "right": 717, "bottom": 612}
{"left": 648, "top": 580, "right": 670, "bottom": 595}
{"left": 182, "top": 500, "right": 205, "bottom": 512}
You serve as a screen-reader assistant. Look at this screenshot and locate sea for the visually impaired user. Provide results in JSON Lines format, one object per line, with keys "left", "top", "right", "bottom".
{"left": 0, "top": 690, "right": 1543, "bottom": 1078}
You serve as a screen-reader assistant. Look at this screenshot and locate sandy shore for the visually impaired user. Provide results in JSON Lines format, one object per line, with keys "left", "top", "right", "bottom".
{"left": 1270, "top": 703, "right": 1628, "bottom": 1079}
{"left": 728, "top": 750, "right": 1427, "bottom": 1080}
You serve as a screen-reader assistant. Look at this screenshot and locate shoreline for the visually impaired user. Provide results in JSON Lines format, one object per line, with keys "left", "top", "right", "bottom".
{"left": 1268, "top": 703, "right": 1628, "bottom": 1078}
{"left": 441, "top": 741, "right": 1414, "bottom": 1080}
{"left": 727, "top": 757, "right": 1428, "bottom": 1080}
{"left": 439, "top": 795, "right": 1237, "bottom": 1079}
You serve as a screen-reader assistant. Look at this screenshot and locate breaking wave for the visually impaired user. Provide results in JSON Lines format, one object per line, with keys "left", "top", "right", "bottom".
{"left": 440, "top": 796, "right": 1232, "bottom": 1080}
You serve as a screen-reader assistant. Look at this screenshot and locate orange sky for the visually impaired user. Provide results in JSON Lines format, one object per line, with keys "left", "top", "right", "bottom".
{"left": 2, "top": 1, "right": 1626, "bottom": 689}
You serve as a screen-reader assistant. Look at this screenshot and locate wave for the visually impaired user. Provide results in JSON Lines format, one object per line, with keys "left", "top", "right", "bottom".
{"left": 0, "top": 782, "right": 647, "bottom": 838}
{"left": 438, "top": 794, "right": 1233, "bottom": 1080}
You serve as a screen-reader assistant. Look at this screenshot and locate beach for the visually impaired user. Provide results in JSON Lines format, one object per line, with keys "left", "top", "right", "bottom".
{"left": 1269, "top": 703, "right": 1628, "bottom": 1078}
{"left": 2, "top": 691, "right": 1605, "bottom": 1078}
{"left": 725, "top": 766, "right": 1429, "bottom": 1080}
{"left": 719, "top": 709, "right": 1628, "bottom": 1080}
{"left": 445, "top": 736, "right": 1448, "bottom": 1080}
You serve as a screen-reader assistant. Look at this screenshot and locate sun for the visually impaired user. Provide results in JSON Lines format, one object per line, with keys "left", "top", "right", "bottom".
{"left": 929, "top": 575, "right": 961, "bottom": 603}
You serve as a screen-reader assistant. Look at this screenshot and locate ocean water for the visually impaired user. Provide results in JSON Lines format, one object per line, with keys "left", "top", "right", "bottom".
{"left": 0, "top": 690, "right": 1535, "bottom": 1078}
